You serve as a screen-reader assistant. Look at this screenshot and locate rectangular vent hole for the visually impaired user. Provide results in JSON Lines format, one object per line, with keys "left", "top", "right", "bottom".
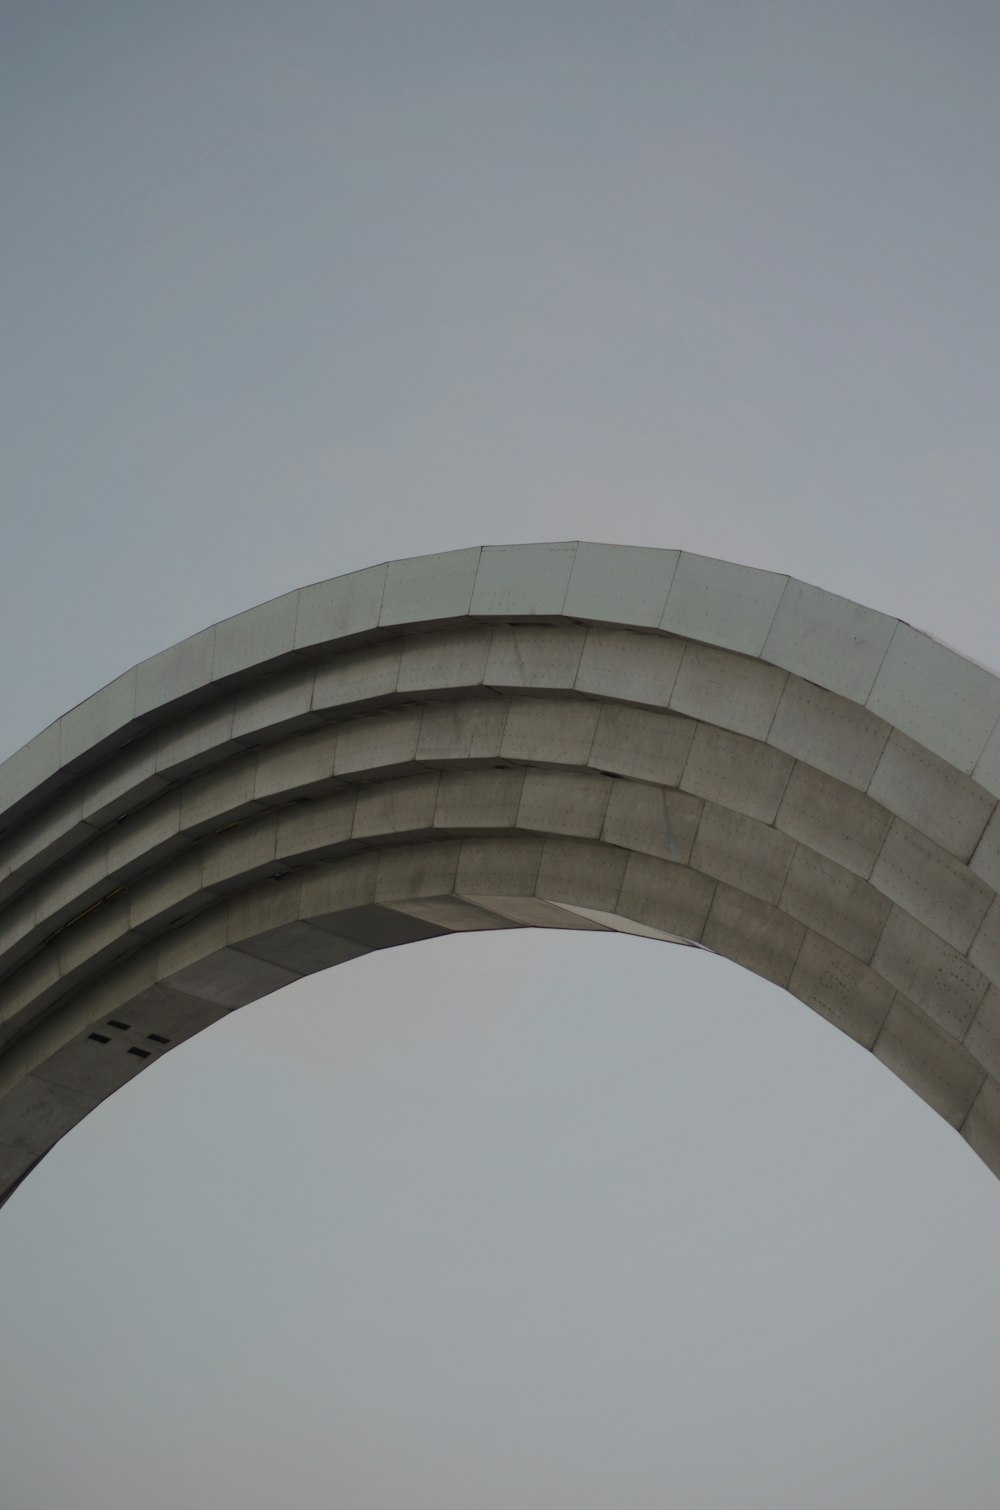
{"left": 88, "top": 1033, "right": 111, "bottom": 1044}
{"left": 147, "top": 1034, "right": 170, "bottom": 1045}
{"left": 107, "top": 1019, "right": 130, "bottom": 1031}
{"left": 127, "top": 1047, "right": 151, "bottom": 1059}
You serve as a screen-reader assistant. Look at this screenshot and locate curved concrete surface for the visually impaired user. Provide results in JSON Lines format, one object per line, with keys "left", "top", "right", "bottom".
{"left": 2, "top": 542, "right": 1000, "bottom": 1206}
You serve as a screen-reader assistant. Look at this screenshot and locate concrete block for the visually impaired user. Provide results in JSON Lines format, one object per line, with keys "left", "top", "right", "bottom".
{"left": 485, "top": 625, "right": 586, "bottom": 692}
{"left": 471, "top": 542, "right": 577, "bottom": 619}
{"left": 669, "top": 643, "right": 786, "bottom": 740}
{"left": 180, "top": 756, "right": 260, "bottom": 835}
{"left": 312, "top": 643, "right": 401, "bottom": 715}
{"left": 333, "top": 708, "right": 423, "bottom": 779}
{"left": 500, "top": 698, "right": 601, "bottom": 767}
{"left": 123, "top": 983, "right": 229, "bottom": 1043}
{"left": 659, "top": 553, "right": 787, "bottom": 654}
{"left": 375, "top": 841, "right": 462, "bottom": 903}
{"left": 107, "top": 792, "right": 186, "bottom": 879}
{"left": 460, "top": 895, "right": 607, "bottom": 930}
{"left": 435, "top": 769, "right": 525, "bottom": 833}
{"left": 225, "top": 875, "right": 305, "bottom": 945}
{"left": 235, "top": 921, "right": 371, "bottom": 974}
{"left": 562, "top": 543, "right": 678, "bottom": 627}
{"left": 276, "top": 791, "right": 357, "bottom": 862}
{"left": 386, "top": 896, "right": 513, "bottom": 932}
{"left": 873, "top": 996, "right": 985, "bottom": 1128}
{"left": 130, "top": 852, "right": 207, "bottom": 933}
{"left": 2, "top": 787, "right": 85, "bottom": 887}
{"left": 788, "top": 932, "right": 895, "bottom": 1048}
{"left": 253, "top": 728, "right": 340, "bottom": 804}
{"left": 154, "top": 699, "right": 240, "bottom": 780}
{"left": 973, "top": 716, "right": 1000, "bottom": 798}
{"left": 768, "top": 679, "right": 890, "bottom": 791}
{"left": 517, "top": 770, "right": 612, "bottom": 840}
{"left": 0, "top": 1074, "right": 96, "bottom": 1155}
{"left": 0, "top": 949, "right": 63, "bottom": 1031}
{"left": 779, "top": 847, "right": 891, "bottom": 962}
{"left": 56, "top": 894, "right": 135, "bottom": 979}
{"left": 455, "top": 836, "right": 544, "bottom": 898}
{"left": 867, "top": 729, "right": 995, "bottom": 862}
{"left": 0, "top": 723, "right": 61, "bottom": 827}
{"left": 775, "top": 764, "right": 891, "bottom": 879}
{"left": 588, "top": 704, "right": 695, "bottom": 788}
{"left": 867, "top": 624, "right": 1000, "bottom": 775}
{"left": 398, "top": 627, "right": 493, "bottom": 696}
{"left": 601, "top": 780, "right": 703, "bottom": 865}
{"left": 962, "top": 1076, "right": 1000, "bottom": 1180}
{"left": 380, "top": 547, "right": 481, "bottom": 626}
{"left": 761, "top": 579, "right": 896, "bottom": 701}
{"left": 536, "top": 837, "right": 629, "bottom": 911}
{"left": 574, "top": 628, "right": 684, "bottom": 707}
{"left": 615, "top": 852, "right": 715, "bottom": 941}
{"left": 969, "top": 897, "right": 1000, "bottom": 986}
{"left": 32, "top": 1031, "right": 154, "bottom": 1100}
{"left": 354, "top": 774, "right": 440, "bottom": 843}
{"left": 201, "top": 815, "right": 279, "bottom": 892}
{"left": 870, "top": 820, "right": 993, "bottom": 953}
{"left": 30, "top": 837, "right": 110, "bottom": 934}
{"left": 702, "top": 884, "right": 806, "bottom": 988}
{"left": 556, "top": 903, "right": 700, "bottom": 943}
{"left": 59, "top": 668, "right": 139, "bottom": 770}
{"left": 691, "top": 806, "right": 796, "bottom": 906}
{"left": 872, "top": 907, "right": 989, "bottom": 1037}
{"left": 963, "top": 987, "right": 1000, "bottom": 1083}
{"left": 299, "top": 854, "right": 379, "bottom": 919}
{"left": 232, "top": 666, "right": 320, "bottom": 744}
{"left": 166, "top": 946, "right": 299, "bottom": 1008}
{"left": 970, "top": 807, "right": 1000, "bottom": 893}
{"left": 323, "top": 903, "right": 449, "bottom": 949}
{"left": 416, "top": 699, "right": 509, "bottom": 766}
{"left": 294, "top": 563, "right": 387, "bottom": 652}
{"left": 156, "top": 908, "right": 230, "bottom": 980}
{"left": 680, "top": 724, "right": 793, "bottom": 824}
{"left": 135, "top": 626, "right": 216, "bottom": 718}
{"left": 212, "top": 590, "right": 300, "bottom": 683}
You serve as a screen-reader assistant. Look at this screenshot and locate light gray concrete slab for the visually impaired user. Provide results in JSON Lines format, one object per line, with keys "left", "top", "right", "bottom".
{"left": 872, "top": 907, "right": 989, "bottom": 1037}
{"left": 135, "top": 627, "right": 216, "bottom": 719}
{"left": 470, "top": 542, "right": 577, "bottom": 619}
{"left": 166, "top": 946, "right": 300, "bottom": 1008}
{"left": 680, "top": 724, "right": 793, "bottom": 824}
{"left": 535, "top": 837, "right": 630, "bottom": 912}
{"left": 761, "top": 579, "right": 895, "bottom": 702}
{"left": 779, "top": 847, "right": 892, "bottom": 963}
{"left": 455, "top": 836, "right": 545, "bottom": 899}
{"left": 587, "top": 704, "right": 695, "bottom": 788}
{"left": 312, "top": 642, "right": 401, "bottom": 715}
{"left": 690, "top": 806, "right": 796, "bottom": 907}
{"left": 293, "top": 563, "right": 387, "bottom": 652}
{"left": 353, "top": 774, "right": 440, "bottom": 843}
{"left": 435, "top": 769, "right": 525, "bottom": 833}
{"left": 397, "top": 627, "right": 493, "bottom": 695}
{"left": 768, "top": 678, "right": 891, "bottom": 791}
{"left": 500, "top": 697, "right": 601, "bottom": 767}
{"left": 386, "top": 896, "right": 513, "bottom": 933}
{"left": 659, "top": 553, "right": 787, "bottom": 654}
{"left": 234, "top": 921, "right": 371, "bottom": 974}
{"left": 375, "top": 841, "right": 463, "bottom": 904}
{"left": 562, "top": 543, "right": 678, "bottom": 627}
{"left": 870, "top": 819, "right": 994, "bottom": 954}
{"left": 969, "top": 897, "right": 1000, "bottom": 986}
{"left": 484, "top": 625, "right": 587, "bottom": 693}
{"left": 154, "top": 700, "right": 239, "bottom": 780}
{"left": 788, "top": 932, "right": 895, "bottom": 1048}
{"left": 973, "top": 715, "right": 1000, "bottom": 796}
{"left": 963, "top": 987, "right": 1000, "bottom": 1084}
{"left": 962, "top": 1075, "right": 1000, "bottom": 1180}
{"left": 600, "top": 780, "right": 703, "bottom": 866}
{"left": 517, "top": 770, "right": 613, "bottom": 841}
{"left": 868, "top": 624, "right": 1000, "bottom": 775}
{"left": 969, "top": 807, "right": 1000, "bottom": 894}
{"left": 200, "top": 817, "right": 280, "bottom": 893}
{"left": 873, "top": 996, "right": 985, "bottom": 1127}
{"left": 669, "top": 643, "right": 786, "bottom": 741}
{"left": 231, "top": 666, "right": 320, "bottom": 744}
{"left": 59, "top": 669, "right": 139, "bottom": 771}
{"left": 574, "top": 627, "right": 684, "bottom": 707}
{"left": 775, "top": 763, "right": 892, "bottom": 879}
{"left": 180, "top": 757, "right": 259, "bottom": 835}
{"left": 253, "top": 728, "right": 340, "bottom": 804}
{"left": 615, "top": 852, "right": 715, "bottom": 942}
{"left": 416, "top": 699, "right": 509, "bottom": 766}
{"left": 380, "top": 547, "right": 481, "bottom": 626}
{"left": 276, "top": 792, "right": 357, "bottom": 864}
{"left": 333, "top": 708, "right": 423, "bottom": 779}
{"left": 702, "top": 884, "right": 806, "bottom": 988}
{"left": 867, "top": 728, "right": 995, "bottom": 862}
{"left": 212, "top": 590, "right": 301, "bottom": 684}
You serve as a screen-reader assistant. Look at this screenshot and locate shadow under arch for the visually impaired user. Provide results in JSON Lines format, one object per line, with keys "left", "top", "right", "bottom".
{"left": 2, "top": 542, "right": 1000, "bottom": 1204}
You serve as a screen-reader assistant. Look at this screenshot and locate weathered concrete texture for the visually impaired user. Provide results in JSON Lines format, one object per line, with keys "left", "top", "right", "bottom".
{"left": 3, "top": 542, "right": 1000, "bottom": 1204}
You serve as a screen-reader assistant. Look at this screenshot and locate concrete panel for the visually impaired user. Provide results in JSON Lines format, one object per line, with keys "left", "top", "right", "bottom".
{"left": 867, "top": 624, "right": 1000, "bottom": 775}
{"left": 235, "top": 921, "right": 371, "bottom": 974}
{"left": 962, "top": 1076, "right": 1000, "bottom": 1180}
{"left": 691, "top": 806, "right": 796, "bottom": 907}
{"left": 0, "top": 1075, "right": 96, "bottom": 1156}
{"left": 0, "top": 950, "right": 66, "bottom": 1032}
{"left": 455, "top": 836, "right": 544, "bottom": 899}
{"left": 870, "top": 820, "right": 993, "bottom": 954}
{"left": 768, "top": 679, "right": 890, "bottom": 791}
{"left": 397, "top": 627, "right": 493, "bottom": 696}
{"left": 166, "top": 946, "right": 300, "bottom": 1008}
{"left": 106, "top": 792, "right": 187, "bottom": 878}
{"left": 353, "top": 774, "right": 440, "bottom": 842}
{"left": 556, "top": 904, "right": 700, "bottom": 944}
{"left": 333, "top": 708, "right": 423, "bottom": 779}
{"left": 779, "top": 848, "right": 891, "bottom": 962}
{"left": 0, "top": 724, "right": 61, "bottom": 828}
{"left": 669, "top": 643, "right": 786, "bottom": 740}
{"left": 788, "top": 932, "right": 895, "bottom": 1048}
{"left": 867, "top": 729, "right": 995, "bottom": 862}
{"left": 232, "top": 666, "right": 320, "bottom": 744}
{"left": 872, "top": 908, "right": 989, "bottom": 1037}
{"left": 253, "top": 728, "right": 340, "bottom": 804}
{"left": 59, "top": 669, "right": 139, "bottom": 770}
{"left": 323, "top": 903, "right": 449, "bottom": 949}
{"left": 471, "top": 542, "right": 577, "bottom": 619}
{"left": 702, "top": 885, "right": 806, "bottom": 988}
{"left": 154, "top": 699, "right": 240, "bottom": 780}
{"left": 969, "top": 897, "right": 1000, "bottom": 986}
{"left": 574, "top": 628, "right": 684, "bottom": 707}
{"left": 615, "top": 853, "right": 715, "bottom": 941}
{"left": 200, "top": 816, "right": 279, "bottom": 892}
{"left": 180, "top": 756, "right": 259, "bottom": 835}
{"left": 134, "top": 627, "right": 216, "bottom": 718}
{"left": 517, "top": 770, "right": 612, "bottom": 840}
{"left": 963, "top": 987, "right": 1000, "bottom": 1084}
{"left": 970, "top": 808, "right": 1000, "bottom": 893}
{"left": 154, "top": 908, "right": 232, "bottom": 981}
{"left": 123, "top": 982, "right": 229, "bottom": 1043}
{"left": 2, "top": 787, "right": 86, "bottom": 889}
{"left": 775, "top": 764, "right": 891, "bottom": 879}
{"left": 659, "top": 553, "right": 787, "bottom": 654}
{"left": 461, "top": 895, "right": 607, "bottom": 930}
{"left": 587, "top": 704, "right": 695, "bottom": 788}
{"left": 375, "top": 842, "right": 463, "bottom": 903}
{"left": 484, "top": 625, "right": 586, "bottom": 693}
{"left": 873, "top": 997, "right": 985, "bottom": 1128}
{"left": 380, "top": 547, "right": 481, "bottom": 626}
{"left": 386, "top": 896, "right": 513, "bottom": 932}
{"left": 276, "top": 792, "right": 357, "bottom": 863}
{"left": 562, "top": 543, "right": 678, "bottom": 627}
{"left": 416, "top": 699, "right": 509, "bottom": 766}
{"left": 680, "top": 724, "right": 793, "bottom": 824}
{"left": 294, "top": 563, "right": 387, "bottom": 652}
{"left": 761, "top": 579, "right": 895, "bottom": 701}
{"left": 535, "top": 838, "right": 629, "bottom": 911}
{"left": 601, "top": 780, "right": 703, "bottom": 865}
{"left": 212, "top": 591, "right": 300, "bottom": 683}
{"left": 435, "top": 769, "right": 525, "bottom": 833}
{"left": 129, "top": 853, "right": 207, "bottom": 933}
{"left": 973, "top": 716, "right": 1000, "bottom": 798}
{"left": 500, "top": 698, "right": 601, "bottom": 767}
{"left": 298, "top": 854, "right": 379, "bottom": 919}
{"left": 32, "top": 1032, "right": 154, "bottom": 1100}
{"left": 312, "top": 642, "right": 401, "bottom": 717}
{"left": 225, "top": 875, "right": 305, "bottom": 945}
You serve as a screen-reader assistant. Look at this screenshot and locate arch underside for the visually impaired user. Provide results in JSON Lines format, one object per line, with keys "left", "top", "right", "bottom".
{"left": 3, "top": 544, "right": 1000, "bottom": 1205}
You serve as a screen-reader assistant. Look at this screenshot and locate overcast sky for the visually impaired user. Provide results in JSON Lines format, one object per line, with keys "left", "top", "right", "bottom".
{"left": 2, "top": 4, "right": 1000, "bottom": 1507}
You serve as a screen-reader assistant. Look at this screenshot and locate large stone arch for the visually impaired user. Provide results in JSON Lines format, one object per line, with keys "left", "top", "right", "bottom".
{"left": 2, "top": 541, "right": 1000, "bottom": 1206}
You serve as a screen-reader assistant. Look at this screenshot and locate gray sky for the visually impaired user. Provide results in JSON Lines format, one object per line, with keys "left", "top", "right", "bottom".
{"left": 1, "top": 4, "right": 1000, "bottom": 1506}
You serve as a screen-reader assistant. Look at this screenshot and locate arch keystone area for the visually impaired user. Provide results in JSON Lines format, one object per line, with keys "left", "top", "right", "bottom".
{"left": 2, "top": 541, "right": 1000, "bottom": 1206}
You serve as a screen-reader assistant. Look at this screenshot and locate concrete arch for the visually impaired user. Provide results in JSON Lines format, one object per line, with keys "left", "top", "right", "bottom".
{"left": 2, "top": 542, "right": 1000, "bottom": 1206}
